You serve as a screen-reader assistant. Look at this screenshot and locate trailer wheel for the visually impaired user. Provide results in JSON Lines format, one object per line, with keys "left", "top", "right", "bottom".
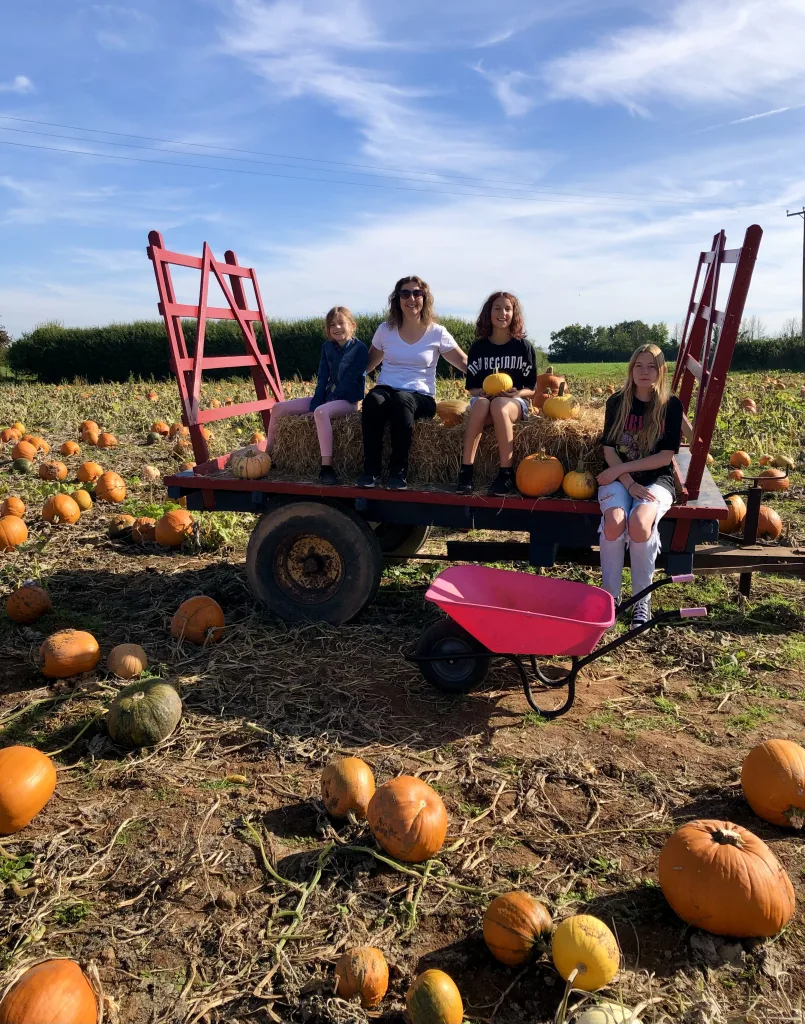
{"left": 414, "top": 619, "right": 489, "bottom": 695}
{"left": 246, "top": 501, "right": 382, "bottom": 624}
{"left": 372, "top": 523, "right": 432, "bottom": 559}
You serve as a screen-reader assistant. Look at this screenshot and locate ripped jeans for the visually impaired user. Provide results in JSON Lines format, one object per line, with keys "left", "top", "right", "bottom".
{"left": 598, "top": 480, "right": 673, "bottom": 617}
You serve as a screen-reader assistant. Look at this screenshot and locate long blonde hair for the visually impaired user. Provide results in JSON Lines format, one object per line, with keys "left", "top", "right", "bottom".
{"left": 607, "top": 344, "right": 670, "bottom": 455}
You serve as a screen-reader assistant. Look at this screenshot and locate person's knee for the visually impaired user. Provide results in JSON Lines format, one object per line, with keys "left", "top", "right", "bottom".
{"left": 603, "top": 510, "right": 626, "bottom": 542}
{"left": 628, "top": 511, "right": 653, "bottom": 544}
{"left": 490, "top": 397, "right": 509, "bottom": 418}
{"left": 313, "top": 405, "right": 328, "bottom": 422}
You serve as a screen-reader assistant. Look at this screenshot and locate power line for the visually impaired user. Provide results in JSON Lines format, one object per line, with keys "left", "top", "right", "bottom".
{"left": 0, "top": 136, "right": 691, "bottom": 207}
{"left": 0, "top": 112, "right": 696, "bottom": 205}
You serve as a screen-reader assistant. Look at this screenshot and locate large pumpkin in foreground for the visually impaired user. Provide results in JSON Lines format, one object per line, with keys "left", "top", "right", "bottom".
{"left": 406, "top": 969, "right": 463, "bottom": 1024}
{"left": 0, "top": 959, "right": 97, "bottom": 1024}
{"left": 551, "top": 915, "right": 619, "bottom": 991}
{"left": 741, "top": 739, "right": 805, "bottom": 828}
{"left": 170, "top": 596, "right": 225, "bottom": 645}
{"left": 516, "top": 452, "right": 565, "bottom": 497}
{"left": 0, "top": 746, "right": 57, "bottom": 834}
{"left": 483, "top": 891, "right": 553, "bottom": 966}
{"left": 367, "top": 775, "right": 447, "bottom": 863}
{"left": 483, "top": 372, "right": 513, "bottom": 397}
{"left": 658, "top": 819, "right": 795, "bottom": 937}
{"left": 39, "top": 629, "right": 101, "bottom": 679}
{"left": 155, "top": 509, "right": 195, "bottom": 547}
{"left": 321, "top": 756, "right": 375, "bottom": 819}
{"left": 107, "top": 680, "right": 182, "bottom": 749}
{"left": 334, "top": 946, "right": 388, "bottom": 1008}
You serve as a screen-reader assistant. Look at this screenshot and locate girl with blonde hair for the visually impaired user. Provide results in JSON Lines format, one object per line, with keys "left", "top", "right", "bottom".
{"left": 266, "top": 306, "right": 367, "bottom": 485}
{"left": 597, "top": 344, "right": 683, "bottom": 625}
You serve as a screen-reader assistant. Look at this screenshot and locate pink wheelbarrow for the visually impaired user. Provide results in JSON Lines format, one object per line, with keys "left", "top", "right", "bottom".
{"left": 406, "top": 566, "right": 707, "bottom": 718}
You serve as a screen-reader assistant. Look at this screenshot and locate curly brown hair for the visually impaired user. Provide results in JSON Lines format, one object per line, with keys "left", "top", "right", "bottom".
{"left": 474, "top": 291, "right": 526, "bottom": 340}
{"left": 386, "top": 276, "right": 435, "bottom": 330}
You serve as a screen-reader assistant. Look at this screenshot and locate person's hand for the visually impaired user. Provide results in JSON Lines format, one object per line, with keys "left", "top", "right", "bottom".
{"left": 596, "top": 466, "right": 621, "bottom": 486}
{"left": 628, "top": 483, "right": 657, "bottom": 501}
{"left": 504, "top": 387, "right": 519, "bottom": 396}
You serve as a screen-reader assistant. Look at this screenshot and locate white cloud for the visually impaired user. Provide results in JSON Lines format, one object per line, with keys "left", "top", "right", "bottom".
{"left": 92, "top": 5, "right": 157, "bottom": 52}
{"left": 0, "top": 76, "right": 35, "bottom": 95}
{"left": 220, "top": 0, "right": 552, "bottom": 178}
{"left": 545, "top": 0, "right": 805, "bottom": 113}
{"left": 472, "top": 64, "right": 535, "bottom": 117}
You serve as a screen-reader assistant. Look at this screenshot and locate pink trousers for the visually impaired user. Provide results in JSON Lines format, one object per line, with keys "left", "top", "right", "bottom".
{"left": 266, "top": 397, "right": 358, "bottom": 459}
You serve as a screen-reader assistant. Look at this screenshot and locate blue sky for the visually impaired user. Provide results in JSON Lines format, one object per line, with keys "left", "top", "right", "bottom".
{"left": 2, "top": 0, "right": 805, "bottom": 348}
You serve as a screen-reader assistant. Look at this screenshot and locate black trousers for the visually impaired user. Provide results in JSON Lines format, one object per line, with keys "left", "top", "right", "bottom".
{"left": 361, "top": 385, "right": 437, "bottom": 474}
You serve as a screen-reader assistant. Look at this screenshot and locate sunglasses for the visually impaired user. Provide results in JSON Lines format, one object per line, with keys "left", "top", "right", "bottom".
{"left": 399, "top": 288, "right": 424, "bottom": 299}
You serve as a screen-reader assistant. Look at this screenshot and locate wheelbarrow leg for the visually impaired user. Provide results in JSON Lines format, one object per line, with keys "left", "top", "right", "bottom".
{"left": 511, "top": 656, "right": 577, "bottom": 720}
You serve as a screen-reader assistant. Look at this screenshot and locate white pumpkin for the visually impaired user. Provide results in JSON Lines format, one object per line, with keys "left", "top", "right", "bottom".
{"left": 571, "top": 1003, "right": 641, "bottom": 1024}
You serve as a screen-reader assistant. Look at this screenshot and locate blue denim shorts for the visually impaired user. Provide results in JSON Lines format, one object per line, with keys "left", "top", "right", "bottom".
{"left": 598, "top": 480, "right": 673, "bottom": 519}
{"left": 469, "top": 395, "right": 530, "bottom": 420}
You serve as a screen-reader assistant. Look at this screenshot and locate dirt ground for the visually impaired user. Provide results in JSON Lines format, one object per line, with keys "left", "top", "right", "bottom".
{"left": 1, "top": 518, "right": 804, "bottom": 1024}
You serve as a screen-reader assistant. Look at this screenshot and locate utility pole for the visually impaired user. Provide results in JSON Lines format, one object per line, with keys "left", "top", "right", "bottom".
{"left": 786, "top": 207, "right": 805, "bottom": 346}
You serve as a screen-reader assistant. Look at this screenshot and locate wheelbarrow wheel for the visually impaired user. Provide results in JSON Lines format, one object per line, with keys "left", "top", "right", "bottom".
{"left": 415, "top": 619, "right": 489, "bottom": 696}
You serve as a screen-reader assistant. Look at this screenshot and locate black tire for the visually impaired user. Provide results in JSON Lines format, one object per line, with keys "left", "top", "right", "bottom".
{"left": 414, "top": 619, "right": 490, "bottom": 695}
{"left": 371, "top": 522, "right": 432, "bottom": 558}
{"left": 246, "top": 501, "right": 382, "bottom": 624}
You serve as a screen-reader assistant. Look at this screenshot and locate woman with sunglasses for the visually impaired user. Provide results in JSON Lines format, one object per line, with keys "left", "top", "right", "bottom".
{"left": 357, "top": 276, "right": 468, "bottom": 489}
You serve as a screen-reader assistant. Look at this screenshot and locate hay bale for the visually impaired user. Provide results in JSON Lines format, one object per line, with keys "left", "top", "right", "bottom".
{"left": 271, "top": 407, "right": 606, "bottom": 487}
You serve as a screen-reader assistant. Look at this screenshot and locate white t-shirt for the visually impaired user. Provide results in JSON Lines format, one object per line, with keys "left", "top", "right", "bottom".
{"left": 371, "top": 322, "right": 459, "bottom": 396}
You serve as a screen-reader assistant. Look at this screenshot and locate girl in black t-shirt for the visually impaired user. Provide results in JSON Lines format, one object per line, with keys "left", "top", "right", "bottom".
{"left": 597, "top": 344, "right": 683, "bottom": 625}
{"left": 457, "top": 292, "right": 537, "bottom": 496}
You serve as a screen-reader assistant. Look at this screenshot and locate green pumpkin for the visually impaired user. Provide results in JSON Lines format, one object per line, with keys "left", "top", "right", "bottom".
{"left": 146, "top": 432, "right": 162, "bottom": 445}
{"left": 12, "top": 458, "right": 34, "bottom": 474}
{"left": 107, "top": 680, "right": 182, "bottom": 748}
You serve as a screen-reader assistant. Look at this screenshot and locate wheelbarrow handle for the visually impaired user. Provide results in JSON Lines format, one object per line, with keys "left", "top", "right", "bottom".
{"left": 670, "top": 573, "right": 695, "bottom": 583}
{"left": 679, "top": 607, "right": 707, "bottom": 618}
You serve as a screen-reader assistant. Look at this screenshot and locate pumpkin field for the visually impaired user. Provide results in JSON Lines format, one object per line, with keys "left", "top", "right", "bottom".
{"left": 0, "top": 366, "right": 804, "bottom": 1024}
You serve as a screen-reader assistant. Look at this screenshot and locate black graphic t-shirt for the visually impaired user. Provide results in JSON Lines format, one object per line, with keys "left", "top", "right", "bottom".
{"left": 465, "top": 337, "right": 538, "bottom": 392}
{"left": 602, "top": 391, "right": 683, "bottom": 496}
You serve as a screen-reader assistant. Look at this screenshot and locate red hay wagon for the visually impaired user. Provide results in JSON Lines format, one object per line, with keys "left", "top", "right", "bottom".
{"left": 150, "top": 225, "right": 805, "bottom": 625}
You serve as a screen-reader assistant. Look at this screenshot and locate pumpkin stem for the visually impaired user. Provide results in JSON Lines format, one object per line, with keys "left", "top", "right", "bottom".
{"left": 711, "top": 827, "right": 744, "bottom": 847}
{"left": 558, "top": 381, "right": 566, "bottom": 397}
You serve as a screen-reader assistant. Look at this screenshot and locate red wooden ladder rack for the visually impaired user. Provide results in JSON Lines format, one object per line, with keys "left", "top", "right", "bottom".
{"left": 146, "top": 230, "right": 284, "bottom": 467}
{"left": 672, "top": 223, "right": 763, "bottom": 501}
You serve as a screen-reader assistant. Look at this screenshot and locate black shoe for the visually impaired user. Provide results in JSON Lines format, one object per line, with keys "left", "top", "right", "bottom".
{"left": 456, "top": 466, "right": 474, "bottom": 494}
{"left": 318, "top": 465, "right": 338, "bottom": 486}
{"left": 356, "top": 472, "right": 380, "bottom": 488}
{"left": 488, "top": 467, "right": 517, "bottom": 497}
{"left": 386, "top": 470, "right": 408, "bottom": 491}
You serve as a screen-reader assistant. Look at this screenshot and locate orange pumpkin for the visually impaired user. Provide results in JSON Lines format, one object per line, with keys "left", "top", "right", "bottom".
{"left": 727, "top": 468, "right": 744, "bottom": 481}
{"left": 24, "top": 435, "right": 50, "bottom": 454}
{"left": 758, "top": 468, "right": 789, "bottom": 492}
{"left": 108, "top": 514, "right": 136, "bottom": 539}
{"left": 151, "top": 421, "right": 170, "bottom": 436}
{"left": 515, "top": 452, "right": 565, "bottom": 497}
{"left": 721, "top": 495, "right": 746, "bottom": 534}
{"left": 729, "top": 451, "right": 751, "bottom": 469}
{"left": 0, "top": 427, "right": 21, "bottom": 443}
{"left": 0, "top": 746, "right": 57, "bottom": 835}
{"left": 60, "top": 440, "right": 81, "bottom": 457}
{"left": 249, "top": 430, "right": 266, "bottom": 444}
{"left": 757, "top": 505, "right": 783, "bottom": 540}
{"left": 172, "top": 439, "right": 193, "bottom": 459}
{"left": 82, "top": 426, "right": 100, "bottom": 446}
{"left": 11, "top": 440, "right": 38, "bottom": 462}
{"left": 39, "top": 629, "right": 101, "bottom": 679}
{"left": 106, "top": 643, "right": 148, "bottom": 680}
{"left": 483, "top": 891, "right": 553, "bottom": 966}
{"left": 740, "top": 398, "right": 757, "bottom": 413}
{"left": 169, "top": 422, "right": 189, "bottom": 438}
{"left": 79, "top": 420, "right": 99, "bottom": 438}
{"left": 131, "top": 517, "right": 157, "bottom": 544}
{"left": 77, "top": 461, "right": 104, "bottom": 483}
{"left": 0, "top": 516, "right": 28, "bottom": 551}
{"left": 96, "top": 432, "right": 118, "bottom": 449}
{"left": 435, "top": 400, "right": 468, "bottom": 427}
{"left": 42, "top": 494, "right": 81, "bottom": 525}
{"left": 231, "top": 450, "right": 271, "bottom": 479}
{"left": 39, "top": 460, "right": 68, "bottom": 482}
{"left": 210, "top": 398, "right": 221, "bottom": 409}
{"left": 658, "top": 819, "right": 795, "bottom": 937}
{"left": 146, "top": 389, "right": 158, "bottom": 401}
{"left": 6, "top": 584, "right": 52, "bottom": 624}
{"left": 95, "top": 471, "right": 126, "bottom": 503}
{"left": 155, "top": 509, "right": 195, "bottom": 547}
{"left": 562, "top": 462, "right": 596, "bottom": 500}
{"left": 334, "top": 947, "right": 388, "bottom": 1008}
{"left": 741, "top": 739, "right": 805, "bottom": 828}
{"left": 1, "top": 496, "right": 25, "bottom": 517}
{"left": 11, "top": 421, "right": 25, "bottom": 433}
{"left": 321, "top": 757, "right": 376, "bottom": 819}
{"left": 170, "top": 595, "right": 225, "bottom": 645}
{"left": 72, "top": 489, "right": 93, "bottom": 511}
{"left": 367, "top": 776, "right": 447, "bottom": 863}
{"left": 759, "top": 454, "right": 773, "bottom": 466}
{"left": 406, "top": 970, "right": 463, "bottom": 1024}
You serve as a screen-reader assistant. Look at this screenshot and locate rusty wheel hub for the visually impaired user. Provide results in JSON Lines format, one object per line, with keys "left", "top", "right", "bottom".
{"left": 273, "top": 533, "right": 345, "bottom": 604}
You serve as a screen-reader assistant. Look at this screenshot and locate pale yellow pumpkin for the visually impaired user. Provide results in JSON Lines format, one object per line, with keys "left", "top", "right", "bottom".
{"left": 551, "top": 915, "right": 619, "bottom": 991}
{"left": 231, "top": 450, "right": 272, "bottom": 479}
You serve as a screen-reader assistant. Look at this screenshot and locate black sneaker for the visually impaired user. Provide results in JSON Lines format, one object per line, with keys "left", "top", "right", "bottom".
{"left": 356, "top": 472, "right": 380, "bottom": 488}
{"left": 456, "top": 466, "right": 474, "bottom": 494}
{"left": 318, "top": 465, "right": 339, "bottom": 486}
{"left": 488, "top": 467, "right": 517, "bottom": 497}
{"left": 386, "top": 470, "right": 408, "bottom": 491}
